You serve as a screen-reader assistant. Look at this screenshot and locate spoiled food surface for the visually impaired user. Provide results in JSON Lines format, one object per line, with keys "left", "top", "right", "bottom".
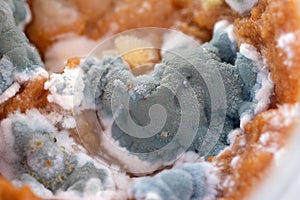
{"left": 235, "top": 0, "right": 300, "bottom": 104}
{"left": 0, "top": 175, "right": 40, "bottom": 200}
{"left": 0, "top": 0, "right": 43, "bottom": 72}
{"left": 0, "top": 110, "right": 112, "bottom": 195}
{"left": 26, "top": 0, "right": 238, "bottom": 66}
{"left": 1, "top": 0, "right": 300, "bottom": 200}
{"left": 130, "top": 163, "right": 219, "bottom": 200}
{"left": 78, "top": 26, "right": 259, "bottom": 163}
{"left": 214, "top": 104, "right": 300, "bottom": 200}
{"left": 0, "top": 0, "right": 47, "bottom": 119}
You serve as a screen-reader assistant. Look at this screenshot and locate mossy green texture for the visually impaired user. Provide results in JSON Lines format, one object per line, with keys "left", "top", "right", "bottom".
{"left": 80, "top": 28, "right": 258, "bottom": 162}
{"left": 9, "top": 112, "right": 110, "bottom": 193}
{"left": 130, "top": 163, "right": 215, "bottom": 200}
{"left": 0, "top": 0, "right": 43, "bottom": 94}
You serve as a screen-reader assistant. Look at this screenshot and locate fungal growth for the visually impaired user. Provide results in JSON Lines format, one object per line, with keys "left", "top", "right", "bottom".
{"left": 130, "top": 163, "right": 219, "bottom": 200}
{"left": 0, "top": 0, "right": 284, "bottom": 199}
{"left": 76, "top": 24, "right": 259, "bottom": 164}
{"left": 0, "top": 110, "right": 111, "bottom": 194}
{"left": 0, "top": 0, "right": 43, "bottom": 95}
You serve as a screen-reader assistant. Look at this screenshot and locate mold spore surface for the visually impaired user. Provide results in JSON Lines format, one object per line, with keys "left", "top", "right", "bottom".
{"left": 130, "top": 162, "right": 219, "bottom": 200}
{"left": 0, "top": 110, "right": 111, "bottom": 194}
{"left": 79, "top": 25, "right": 259, "bottom": 162}
{"left": 0, "top": 0, "right": 44, "bottom": 100}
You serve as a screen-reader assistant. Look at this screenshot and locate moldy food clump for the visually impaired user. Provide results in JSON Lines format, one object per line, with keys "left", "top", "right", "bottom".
{"left": 79, "top": 24, "right": 259, "bottom": 162}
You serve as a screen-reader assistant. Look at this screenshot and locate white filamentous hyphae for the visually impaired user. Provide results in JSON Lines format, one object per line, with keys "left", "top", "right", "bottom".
{"left": 45, "top": 68, "right": 84, "bottom": 110}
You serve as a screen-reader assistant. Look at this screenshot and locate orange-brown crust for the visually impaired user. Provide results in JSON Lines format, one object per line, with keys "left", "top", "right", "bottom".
{"left": 95, "top": 0, "right": 179, "bottom": 37}
{"left": 213, "top": 0, "right": 300, "bottom": 199}
{"left": 0, "top": 175, "right": 40, "bottom": 200}
{"left": 175, "top": 0, "right": 237, "bottom": 41}
{"left": 26, "top": 0, "right": 180, "bottom": 56}
{"left": 25, "top": 0, "right": 86, "bottom": 58}
{"left": 235, "top": 0, "right": 300, "bottom": 104}
{"left": 26, "top": 0, "right": 238, "bottom": 58}
{"left": 3, "top": 0, "right": 300, "bottom": 199}
{"left": 65, "top": 57, "right": 82, "bottom": 69}
{"left": 0, "top": 75, "right": 49, "bottom": 120}
{"left": 215, "top": 105, "right": 299, "bottom": 200}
